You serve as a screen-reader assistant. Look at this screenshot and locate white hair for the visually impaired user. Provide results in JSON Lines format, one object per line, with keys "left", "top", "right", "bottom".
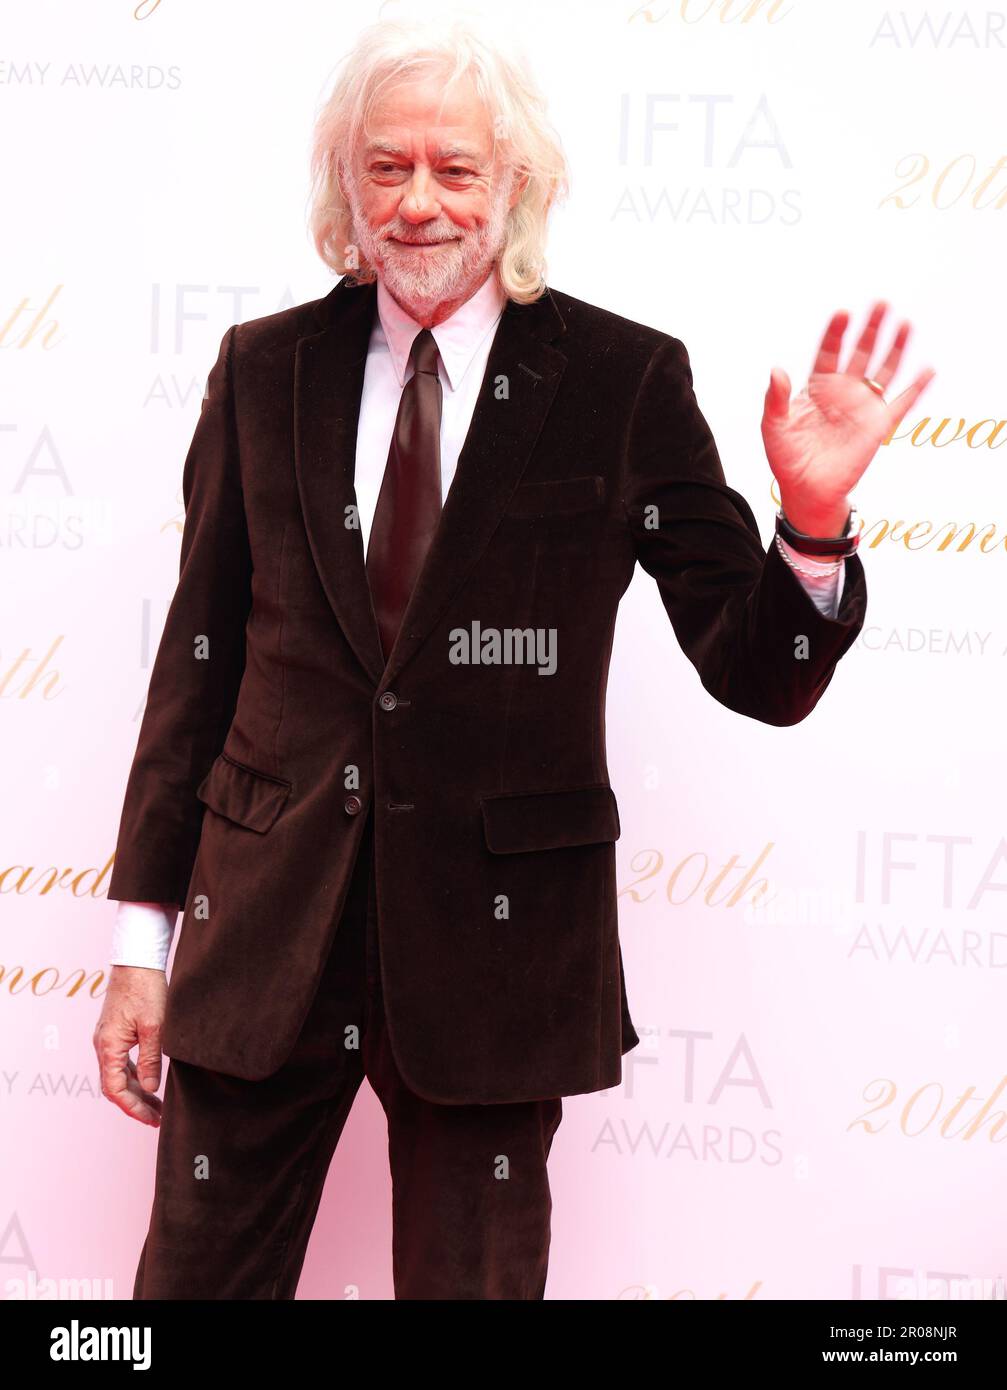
{"left": 307, "top": 14, "right": 570, "bottom": 304}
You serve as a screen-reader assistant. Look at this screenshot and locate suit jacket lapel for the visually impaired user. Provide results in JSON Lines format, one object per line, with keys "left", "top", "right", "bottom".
{"left": 293, "top": 275, "right": 568, "bottom": 688}
{"left": 294, "top": 278, "right": 386, "bottom": 685}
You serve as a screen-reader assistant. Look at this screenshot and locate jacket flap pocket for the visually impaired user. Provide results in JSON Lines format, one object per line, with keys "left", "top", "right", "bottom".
{"left": 481, "top": 784, "right": 620, "bottom": 854}
{"left": 506, "top": 475, "right": 606, "bottom": 518}
{"left": 195, "top": 752, "right": 292, "bottom": 834}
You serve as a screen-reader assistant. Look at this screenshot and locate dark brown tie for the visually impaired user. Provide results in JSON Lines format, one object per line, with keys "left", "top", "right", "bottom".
{"left": 366, "top": 328, "right": 443, "bottom": 662}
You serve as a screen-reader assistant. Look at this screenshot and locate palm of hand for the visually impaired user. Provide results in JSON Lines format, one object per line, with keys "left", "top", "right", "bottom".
{"left": 766, "top": 371, "right": 895, "bottom": 500}
{"left": 762, "top": 300, "right": 936, "bottom": 519}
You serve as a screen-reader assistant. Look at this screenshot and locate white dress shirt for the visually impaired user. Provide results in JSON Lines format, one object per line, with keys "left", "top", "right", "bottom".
{"left": 110, "top": 278, "right": 844, "bottom": 970}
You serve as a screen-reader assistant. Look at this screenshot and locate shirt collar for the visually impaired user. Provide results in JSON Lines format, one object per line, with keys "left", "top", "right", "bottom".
{"left": 375, "top": 270, "right": 507, "bottom": 392}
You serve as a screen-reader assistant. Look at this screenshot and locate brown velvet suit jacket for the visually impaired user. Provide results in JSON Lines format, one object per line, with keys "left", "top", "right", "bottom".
{"left": 107, "top": 275, "right": 867, "bottom": 1104}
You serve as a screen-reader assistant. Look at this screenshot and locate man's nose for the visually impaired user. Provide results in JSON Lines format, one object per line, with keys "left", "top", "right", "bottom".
{"left": 399, "top": 170, "right": 442, "bottom": 222}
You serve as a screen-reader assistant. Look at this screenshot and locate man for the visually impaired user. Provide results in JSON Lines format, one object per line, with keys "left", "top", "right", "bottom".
{"left": 94, "top": 18, "right": 934, "bottom": 1299}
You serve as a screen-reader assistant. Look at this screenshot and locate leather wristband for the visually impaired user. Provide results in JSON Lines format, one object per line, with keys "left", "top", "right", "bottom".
{"left": 775, "top": 505, "right": 860, "bottom": 557}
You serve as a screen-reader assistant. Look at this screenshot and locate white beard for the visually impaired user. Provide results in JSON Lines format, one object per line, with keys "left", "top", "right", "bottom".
{"left": 346, "top": 174, "right": 512, "bottom": 318}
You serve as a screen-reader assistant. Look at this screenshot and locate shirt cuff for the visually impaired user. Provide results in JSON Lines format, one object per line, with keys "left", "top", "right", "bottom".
{"left": 109, "top": 900, "right": 178, "bottom": 972}
{"left": 775, "top": 534, "right": 846, "bottom": 620}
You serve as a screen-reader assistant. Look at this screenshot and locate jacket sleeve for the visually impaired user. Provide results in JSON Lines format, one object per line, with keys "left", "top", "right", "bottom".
{"left": 621, "top": 334, "right": 867, "bottom": 726}
{"left": 107, "top": 323, "right": 252, "bottom": 906}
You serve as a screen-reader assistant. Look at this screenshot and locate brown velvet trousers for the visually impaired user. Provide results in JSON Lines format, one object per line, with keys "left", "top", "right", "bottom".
{"left": 132, "top": 817, "right": 564, "bottom": 1300}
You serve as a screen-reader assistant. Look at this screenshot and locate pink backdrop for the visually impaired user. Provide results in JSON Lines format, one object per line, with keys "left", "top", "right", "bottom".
{"left": 4, "top": 0, "right": 1003, "bottom": 1300}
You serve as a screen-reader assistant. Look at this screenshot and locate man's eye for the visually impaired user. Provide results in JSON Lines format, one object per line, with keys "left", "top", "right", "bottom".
{"left": 443, "top": 167, "right": 471, "bottom": 178}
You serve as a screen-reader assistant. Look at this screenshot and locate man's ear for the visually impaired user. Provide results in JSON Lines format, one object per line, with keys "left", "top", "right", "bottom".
{"left": 508, "top": 167, "right": 530, "bottom": 209}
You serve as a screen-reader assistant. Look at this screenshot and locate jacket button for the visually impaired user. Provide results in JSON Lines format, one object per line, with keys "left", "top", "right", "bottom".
{"left": 344, "top": 795, "right": 363, "bottom": 816}
{"left": 378, "top": 691, "right": 398, "bottom": 711}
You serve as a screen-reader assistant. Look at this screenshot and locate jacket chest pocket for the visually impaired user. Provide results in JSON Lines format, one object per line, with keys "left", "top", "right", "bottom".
{"left": 195, "top": 752, "right": 292, "bottom": 833}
